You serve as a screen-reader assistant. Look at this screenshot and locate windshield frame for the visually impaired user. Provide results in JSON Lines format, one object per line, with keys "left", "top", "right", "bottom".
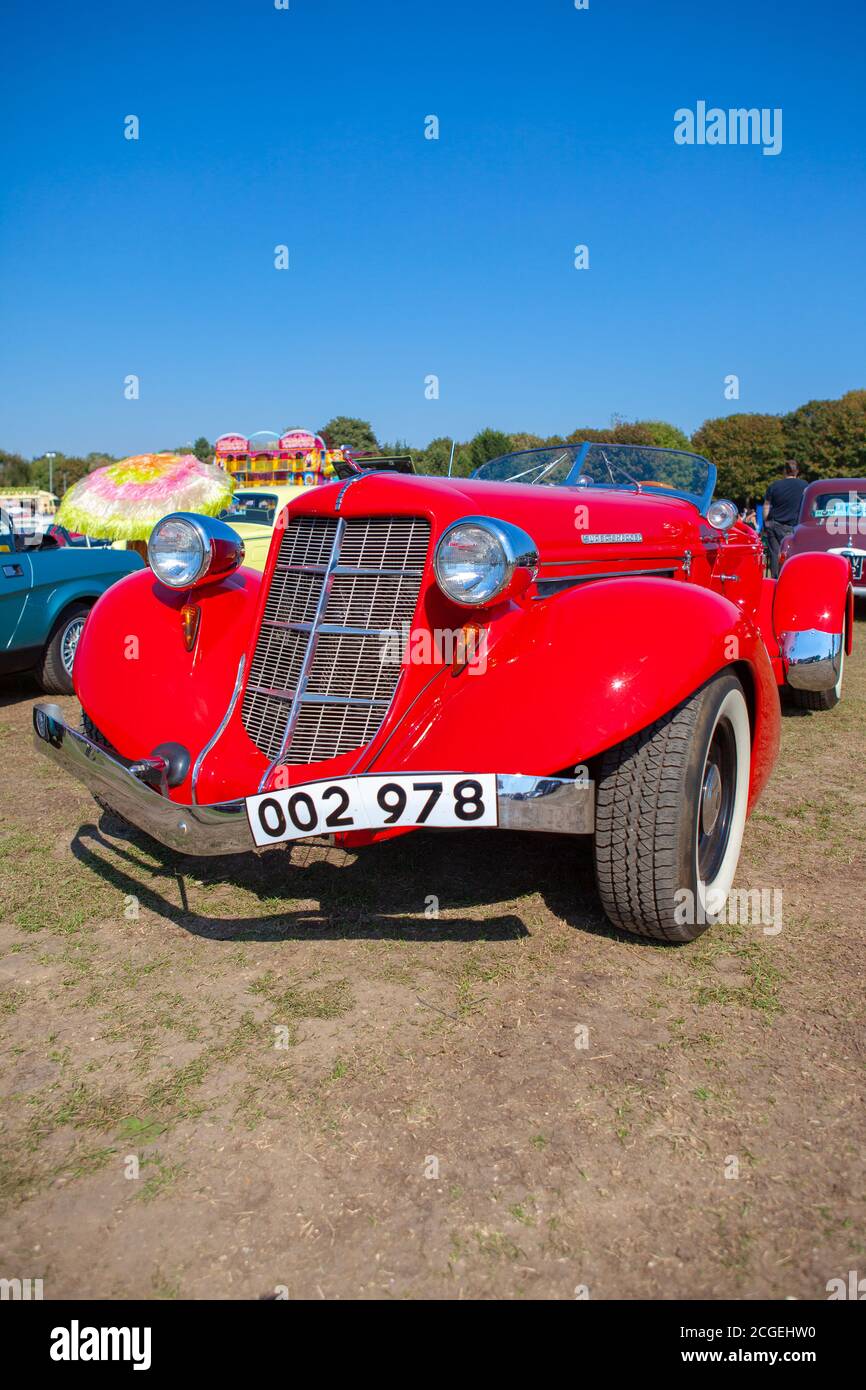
{"left": 472, "top": 441, "right": 717, "bottom": 513}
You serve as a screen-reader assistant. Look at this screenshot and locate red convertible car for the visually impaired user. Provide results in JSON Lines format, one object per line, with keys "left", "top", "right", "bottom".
{"left": 779, "top": 477, "right": 866, "bottom": 603}
{"left": 33, "top": 443, "right": 853, "bottom": 942}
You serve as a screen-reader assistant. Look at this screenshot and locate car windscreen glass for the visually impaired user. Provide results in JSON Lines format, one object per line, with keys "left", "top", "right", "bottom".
{"left": 221, "top": 492, "right": 278, "bottom": 526}
{"left": 473, "top": 442, "right": 713, "bottom": 506}
{"left": 473, "top": 445, "right": 579, "bottom": 486}
{"left": 811, "top": 491, "right": 866, "bottom": 521}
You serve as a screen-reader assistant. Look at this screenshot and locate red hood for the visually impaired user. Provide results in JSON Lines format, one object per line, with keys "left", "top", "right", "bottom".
{"left": 282, "top": 472, "right": 701, "bottom": 563}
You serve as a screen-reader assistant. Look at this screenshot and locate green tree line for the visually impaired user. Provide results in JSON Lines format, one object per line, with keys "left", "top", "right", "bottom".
{"left": 3, "top": 393, "right": 864, "bottom": 506}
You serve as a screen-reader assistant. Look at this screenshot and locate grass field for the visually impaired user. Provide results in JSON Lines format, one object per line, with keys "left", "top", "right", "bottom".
{"left": 1, "top": 623, "right": 864, "bottom": 1299}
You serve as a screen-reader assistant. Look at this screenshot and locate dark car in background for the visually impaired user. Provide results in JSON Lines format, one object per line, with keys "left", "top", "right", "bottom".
{"left": 780, "top": 478, "right": 866, "bottom": 598}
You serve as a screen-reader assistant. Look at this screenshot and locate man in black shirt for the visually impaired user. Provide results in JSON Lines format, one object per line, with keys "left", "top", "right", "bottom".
{"left": 763, "top": 461, "right": 808, "bottom": 578}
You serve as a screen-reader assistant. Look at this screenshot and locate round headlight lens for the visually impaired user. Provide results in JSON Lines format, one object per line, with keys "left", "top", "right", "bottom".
{"left": 148, "top": 517, "right": 208, "bottom": 588}
{"left": 706, "top": 500, "right": 739, "bottom": 531}
{"left": 434, "top": 523, "right": 509, "bottom": 605}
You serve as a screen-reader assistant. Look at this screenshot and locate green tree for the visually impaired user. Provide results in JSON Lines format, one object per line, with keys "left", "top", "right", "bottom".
{"left": 467, "top": 429, "right": 512, "bottom": 473}
{"left": 691, "top": 414, "right": 787, "bottom": 505}
{"left": 191, "top": 436, "right": 213, "bottom": 462}
{"left": 508, "top": 432, "right": 546, "bottom": 452}
{"left": 414, "top": 436, "right": 454, "bottom": 475}
{"left": 30, "top": 453, "right": 103, "bottom": 494}
{"left": 565, "top": 420, "right": 690, "bottom": 450}
{"left": 318, "top": 417, "right": 379, "bottom": 453}
{"left": 782, "top": 390, "right": 866, "bottom": 478}
{"left": 0, "top": 450, "right": 30, "bottom": 487}
{"left": 566, "top": 426, "right": 616, "bottom": 444}
{"left": 634, "top": 420, "right": 692, "bottom": 450}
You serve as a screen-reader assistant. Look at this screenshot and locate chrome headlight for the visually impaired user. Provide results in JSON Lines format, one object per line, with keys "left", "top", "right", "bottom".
{"left": 706, "top": 499, "right": 739, "bottom": 531}
{"left": 434, "top": 517, "right": 538, "bottom": 607}
{"left": 148, "top": 513, "right": 244, "bottom": 589}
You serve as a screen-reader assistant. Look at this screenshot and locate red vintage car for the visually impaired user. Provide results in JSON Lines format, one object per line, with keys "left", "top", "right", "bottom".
{"left": 779, "top": 476, "right": 866, "bottom": 602}
{"left": 33, "top": 443, "right": 853, "bottom": 943}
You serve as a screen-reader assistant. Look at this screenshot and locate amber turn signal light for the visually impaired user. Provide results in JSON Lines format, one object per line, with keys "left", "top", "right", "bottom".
{"left": 180, "top": 603, "right": 201, "bottom": 652}
{"left": 452, "top": 621, "right": 485, "bottom": 674}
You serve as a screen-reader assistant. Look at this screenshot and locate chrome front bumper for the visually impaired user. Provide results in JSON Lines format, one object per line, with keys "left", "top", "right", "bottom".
{"left": 33, "top": 704, "right": 595, "bottom": 857}
{"left": 780, "top": 629, "right": 843, "bottom": 692}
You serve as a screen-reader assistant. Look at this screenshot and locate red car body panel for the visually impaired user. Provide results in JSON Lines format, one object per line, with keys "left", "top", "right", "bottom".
{"left": 357, "top": 576, "right": 780, "bottom": 814}
{"left": 72, "top": 468, "right": 850, "bottom": 848}
{"left": 74, "top": 567, "right": 262, "bottom": 764}
{"left": 773, "top": 552, "right": 855, "bottom": 653}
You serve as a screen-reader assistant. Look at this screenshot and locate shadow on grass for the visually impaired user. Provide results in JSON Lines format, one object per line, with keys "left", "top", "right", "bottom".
{"left": 69, "top": 815, "right": 624, "bottom": 945}
{"left": 0, "top": 672, "right": 41, "bottom": 707}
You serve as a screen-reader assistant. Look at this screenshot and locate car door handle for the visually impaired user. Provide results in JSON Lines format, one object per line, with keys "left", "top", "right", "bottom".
{"left": 2, "top": 564, "right": 24, "bottom": 577}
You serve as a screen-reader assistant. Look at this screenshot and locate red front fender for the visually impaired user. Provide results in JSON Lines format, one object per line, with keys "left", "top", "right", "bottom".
{"left": 773, "top": 552, "right": 853, "bottom": 654}
{"left": 365, "top": 578, "right": 781, "bottom": 812}
{"left": 74, "top": 566, "right": 262, "bottom": 761}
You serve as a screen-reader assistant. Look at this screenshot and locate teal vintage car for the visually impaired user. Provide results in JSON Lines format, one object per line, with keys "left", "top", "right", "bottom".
{"left": 0, "top": 511, "right": 143, "bottom": 693}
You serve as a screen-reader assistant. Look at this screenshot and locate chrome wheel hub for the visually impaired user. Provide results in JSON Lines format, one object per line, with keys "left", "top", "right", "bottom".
{"left": 701, "top": 762, "right": 723, "bottom": 836}
{"left": 61, "top": 618, "right": 84, "bottom": 676}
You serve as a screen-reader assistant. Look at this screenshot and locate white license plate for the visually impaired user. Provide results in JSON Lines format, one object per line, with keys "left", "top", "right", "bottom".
{"left": 246, "top": 773, "right": 498, "bottom": 847}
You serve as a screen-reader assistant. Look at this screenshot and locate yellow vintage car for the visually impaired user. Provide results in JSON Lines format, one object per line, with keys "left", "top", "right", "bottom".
{"left": 218, "top": 484, "right": 303, "bottom": 571}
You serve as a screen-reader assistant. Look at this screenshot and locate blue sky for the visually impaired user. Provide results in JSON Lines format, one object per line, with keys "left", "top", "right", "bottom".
{"left": 2, "top": 0, "right": 865, "bottom": 457}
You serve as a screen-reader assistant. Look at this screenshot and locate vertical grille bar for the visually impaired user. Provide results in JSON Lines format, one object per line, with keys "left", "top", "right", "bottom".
{"left": 254, "top": 517, "right": 345, "bottom": 789}
{"left": 241, "top": 515, "right": 431, "bottom": 771}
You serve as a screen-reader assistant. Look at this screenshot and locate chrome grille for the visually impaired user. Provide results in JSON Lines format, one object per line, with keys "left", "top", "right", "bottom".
{"left": 305, "top": 632, "right": 401, "bottom": 701}
{"left": 326, "top": 572, "right": 424, "bottom": 628}
{"left": 263, "top": 570, "right": 323, "bottom": 625}
{"left": 287, "top": 702, "right": 389, "bottom": 766}
{"left": 241, "top": 514, "right": 430, "bottom": 765}
{"left": 278, "top": 516, "right": 340, "bottom": 567}
{"left": 339, "top": 517, "right": 430, "bottom": 569}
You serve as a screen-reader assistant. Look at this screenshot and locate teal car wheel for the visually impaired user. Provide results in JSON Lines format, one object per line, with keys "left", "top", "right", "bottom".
{"left": 37, "top": 602, "right": 91, "bottom": 695}
{"left": 60, "top": 613, "right": 85, "bottom": 676}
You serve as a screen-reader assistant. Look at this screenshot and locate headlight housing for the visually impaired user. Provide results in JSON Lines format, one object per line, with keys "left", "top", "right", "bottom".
{"left": 434, "top": 517, "right": 538, "bottom": 607}
{"left": 148, "top": 513, "right": 245, "bottom": 589}
{"left": 706, "top": 499, "right": 739, "bottom": 532}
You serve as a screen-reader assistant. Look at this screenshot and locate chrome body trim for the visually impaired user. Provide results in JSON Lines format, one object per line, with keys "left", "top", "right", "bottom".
{"left": 534, "top": 566, "right": 676, "bottom": 597}
{"left": 33, "top": 703, "right": 252, "bottom": 856}
{"left": 780, "top": 629, "right": 843, "bottom": 691}
{"left": 539, "top": 553, "right": 684, "bottom": 568}
{"left": 190, "top": 654, "right": 246, "bottom": 806}
{"left": 580, "top": 532, "right": 642, "bottom": 545}
{"left": 333, "top": 471, "right": 373, "bottom": 511}
{"left": 496, "top": 774, "right": 595, "bottom": 834}
{"left": 828, "top": 547, "right": 866, "bottom": 588}
{"left": 33, "top": 705, "right": 595, "bottom": 857}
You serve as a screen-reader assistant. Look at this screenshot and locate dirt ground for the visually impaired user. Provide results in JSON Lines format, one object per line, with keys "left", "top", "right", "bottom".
{"left": 1, "top": 623, "right": 864, "bottom": 1301}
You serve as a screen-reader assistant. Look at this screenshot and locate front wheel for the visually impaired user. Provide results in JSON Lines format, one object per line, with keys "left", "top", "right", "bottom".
{"left": 593, "top": 671, "right": 752, "bottom": 942}
{"left": 37, "top": 603, "right": 91, "bottom": 695}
